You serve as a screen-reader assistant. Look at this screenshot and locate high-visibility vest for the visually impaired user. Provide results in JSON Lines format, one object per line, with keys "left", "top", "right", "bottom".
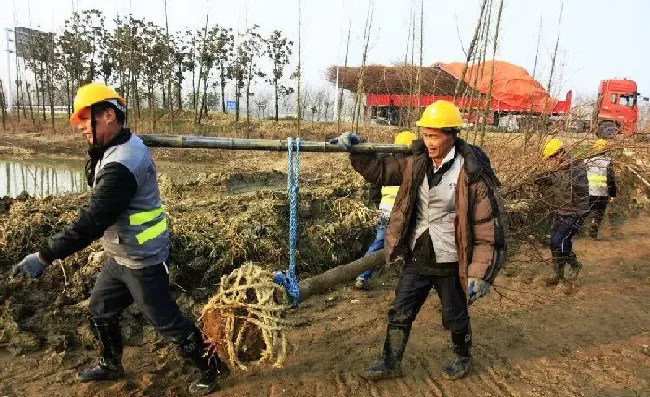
{"left": 378, "top": 186, "right": 398, "bottom": 218}
{"left": 95, "top": 135, "right": 169, "bottom": 268}
{"left": 585, "top": 156, "right": 611, "bottom": 197}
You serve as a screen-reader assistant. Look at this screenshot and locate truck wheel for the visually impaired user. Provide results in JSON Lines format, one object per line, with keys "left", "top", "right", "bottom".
{"left": 597, "top": 121, "right": 619, "bottom": 138}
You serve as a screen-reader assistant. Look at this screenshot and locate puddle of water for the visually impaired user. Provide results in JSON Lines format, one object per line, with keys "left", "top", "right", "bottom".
{"left": 0, "top": 160, "right": 88, "bottom": 198}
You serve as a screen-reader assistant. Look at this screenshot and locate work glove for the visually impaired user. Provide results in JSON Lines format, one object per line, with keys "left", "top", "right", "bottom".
{"left": 11, "top": 253, "right": 49, "bottom": 279}
{"left": 467, "top": 278, "right": 490, "bottom": 304}
{"left": 328, "top": 132, "right": 364, "bottom": 150}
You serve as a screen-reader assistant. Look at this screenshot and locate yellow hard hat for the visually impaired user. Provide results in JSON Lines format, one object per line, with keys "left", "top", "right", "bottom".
{"left": 70, "top": 82, "right": 125, "bottom": 125}
{"left": 416, "top": 100, "right": 463, "bottom": 129}
{"left": 394, "top": 130, "right": 417, "bottom": 145}
{"left": 542, "top": 138, "right": 564, "bottom": 159}
{"left": 593, "top": 139, "right": 607, "bottom": 151}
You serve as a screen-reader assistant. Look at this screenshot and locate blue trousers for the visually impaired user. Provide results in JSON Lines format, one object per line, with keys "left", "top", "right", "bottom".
{"left": 550, "top": 214, "right": 583, "bottom": 254}
{"left": 357, "top": 223, "right": 386, "bottom": 281}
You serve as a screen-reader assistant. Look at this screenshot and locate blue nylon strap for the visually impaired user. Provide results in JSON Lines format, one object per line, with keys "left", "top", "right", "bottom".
{"left": 273, "top": 137, "right": 301, "bottom": 306}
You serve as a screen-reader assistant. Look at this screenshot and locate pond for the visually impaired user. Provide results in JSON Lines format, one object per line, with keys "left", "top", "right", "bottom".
{"left": 0, "top": 159, "right": 88, "bottom": 198}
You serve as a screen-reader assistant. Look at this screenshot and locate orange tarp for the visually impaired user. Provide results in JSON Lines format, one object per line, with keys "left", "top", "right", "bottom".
{"left": 434, "top": 60, "right": 558, "bottom": 113}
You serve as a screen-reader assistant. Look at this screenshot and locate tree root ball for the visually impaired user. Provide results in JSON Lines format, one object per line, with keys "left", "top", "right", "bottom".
{"left": 199, "top": 263, "right": 296, "bottom": 370}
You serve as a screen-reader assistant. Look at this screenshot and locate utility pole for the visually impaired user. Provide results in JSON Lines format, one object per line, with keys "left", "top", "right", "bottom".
{"left": 4, "top": 28, "right": 14, "bottom": 113}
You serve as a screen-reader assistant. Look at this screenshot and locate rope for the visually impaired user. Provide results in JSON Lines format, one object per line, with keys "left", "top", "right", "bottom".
{"left": 199, "top": 263, "right": 295, "bottom": 370}
{"left": 273, "top": 137, "right": 302, "bottom": 305}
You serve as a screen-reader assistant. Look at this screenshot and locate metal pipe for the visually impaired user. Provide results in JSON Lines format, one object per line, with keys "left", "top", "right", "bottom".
{"left": 140, "top": 134, "right": 413, "bottom": 154}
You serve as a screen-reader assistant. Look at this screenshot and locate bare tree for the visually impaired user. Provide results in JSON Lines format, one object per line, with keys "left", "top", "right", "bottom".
{"left": 454, "top": 0, "right": 489, "bottom": 99}
{"left": 479, "top": 0, "right": 505, "bottom": 147}
{"left": 353, "top": 0, "right": 375, "bottom": 133}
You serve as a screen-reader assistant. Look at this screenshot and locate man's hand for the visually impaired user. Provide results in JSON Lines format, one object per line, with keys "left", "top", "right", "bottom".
{"left": 328, "top": 132, "right": 364, "bottom": 150}
{"left": 468, "top": 278, "right": 490, "bottom": 304}
{"left": 610, "top": 197, "right": 617, "bottom": 203}
{"left": 11, "top": 253, "right": 49, "bottom": 279}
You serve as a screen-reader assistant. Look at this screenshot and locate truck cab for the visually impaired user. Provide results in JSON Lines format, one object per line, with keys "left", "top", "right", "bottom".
{"left": 595, "top": 79, "right": 642, "bottom": 137}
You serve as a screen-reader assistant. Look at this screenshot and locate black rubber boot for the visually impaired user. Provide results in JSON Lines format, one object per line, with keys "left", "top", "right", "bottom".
{"left": 442, "top": 327, "right": 472, "bottom": 380}
{"left": 178, "top": 328, "right": 229, "bottom": 395}
{"left": 565, "top": 252, "right": 583, "bottom": 280}
{"left": 361, "top": 325, "right": 410, "bottom": 380}
{"left": 78, "top": 318, "right": 124, "bottom": 382}
{"left": 545, "top": 252, "right": 566, "bottom": 286}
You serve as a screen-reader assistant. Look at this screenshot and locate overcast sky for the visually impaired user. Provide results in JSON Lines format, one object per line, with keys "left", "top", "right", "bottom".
{"left": 1, "top": 0, "right": 648, "bottom": 101}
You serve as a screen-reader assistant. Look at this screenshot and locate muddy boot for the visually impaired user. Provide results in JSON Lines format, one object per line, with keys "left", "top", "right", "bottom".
{"left": 354, "top": 277, "right": 369, "bottom": 290}
{"left": 178, "top": 329, "right": 229, "bottom": 395}
{"left": 442, "top": 328, "right": 472, "bottom": 380}
{"left": 361, "top": 325, "right": 410, "bottom": 380}
{"left": 565, "top": 252, "right": 583, "bottom": 280}
{"left": 78, "top": 318, "right": 124, "bottom": 382}
{"left": 545, "top": 253, "right": 565, "bottom": 286}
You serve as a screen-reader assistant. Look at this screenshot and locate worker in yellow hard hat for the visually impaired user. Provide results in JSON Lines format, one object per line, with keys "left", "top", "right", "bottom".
{"left": 355, "top": 130, "right": 417, "bottom": 291}
{"left": 12, "top": 82, "right": 228, "bottom": 394}
{"left": 535, "top": 137, "right": 589, "bottom": 286}
{"left": 584, "top": 139, "right": 617, "bottom": 239}
{"left": 330, "top": 100, "right": 506, "bottom": 381}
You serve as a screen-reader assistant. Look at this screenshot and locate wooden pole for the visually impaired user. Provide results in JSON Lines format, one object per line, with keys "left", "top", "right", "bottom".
{"left": 140, "top": 134, "right": 412, "bottom": 153}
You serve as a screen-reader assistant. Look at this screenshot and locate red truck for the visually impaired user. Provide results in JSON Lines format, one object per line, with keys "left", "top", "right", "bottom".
{"left": 587, "top": 79, "right": 648, "bottom": 138}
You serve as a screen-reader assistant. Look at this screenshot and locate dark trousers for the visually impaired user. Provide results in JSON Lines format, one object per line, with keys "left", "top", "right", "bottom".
{"left": 587, "top": 196, "right": 609, "bottom": 238}
{"left": 388, "top": 262, "right": 469, "bottom": 333}
{"left": 550, "top": 214, "right": 583, "bottom": 254}
{"left": 89, "top": 257, "right": 196, "bottom": 343}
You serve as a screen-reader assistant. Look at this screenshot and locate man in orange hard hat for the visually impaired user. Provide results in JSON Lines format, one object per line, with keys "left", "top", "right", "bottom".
{"left": 11, "top": 82, "right": 227, "bottom": 395}
{"left": 331, "top": 100, "right": 507, "bottom": 380}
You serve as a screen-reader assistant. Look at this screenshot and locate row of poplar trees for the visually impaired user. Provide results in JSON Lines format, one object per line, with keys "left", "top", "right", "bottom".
{"left": 13, "top": 9, "right": 295, "bottom": 128}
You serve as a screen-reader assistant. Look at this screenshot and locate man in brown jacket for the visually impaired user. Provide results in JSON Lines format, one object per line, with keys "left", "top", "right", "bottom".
{"left": 331, "top": 100, "right": 506, "bottom": 380}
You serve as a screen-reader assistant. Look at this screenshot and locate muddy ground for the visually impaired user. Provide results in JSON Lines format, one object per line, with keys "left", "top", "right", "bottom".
{"left": 1, "top": 129, "right": 650, "bottom": 396}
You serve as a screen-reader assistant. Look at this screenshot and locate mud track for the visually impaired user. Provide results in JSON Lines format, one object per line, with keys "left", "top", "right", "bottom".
{"left": 2, "top": 218, "right": 650, "bottom": 397}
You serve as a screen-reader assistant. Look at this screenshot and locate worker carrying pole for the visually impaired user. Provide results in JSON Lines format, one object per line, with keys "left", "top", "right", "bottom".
{"left": 330, "top": 100, "right": 507, "bottom": 381}
{"left": 10, "top": 82, "right": 227, "bottom": 395}
{"left": 355, "top": 130, "right": 417, "bottom": 290}
{"left": 535, "top": 138, "right": 590, "bottom": 286}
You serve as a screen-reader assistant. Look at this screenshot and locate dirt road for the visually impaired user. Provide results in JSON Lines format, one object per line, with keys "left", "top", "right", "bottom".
{"left": 1, "top": 216, "right": 649, "bottom": 397}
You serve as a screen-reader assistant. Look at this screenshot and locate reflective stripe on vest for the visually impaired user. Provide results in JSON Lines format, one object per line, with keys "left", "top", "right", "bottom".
{"left": 586, "top": 156, "right": 611, "bottom": 197}
{"left": 135, "top": 216, "right": 168, "bottom": 245}
{"left": 380, "top": 186, "right": 399, "bottom": 205}
{"left": 129, "top": 206, "right": 167, "bottom": 245}
{"left": 379, "top": 186, "right": 398, "bottom": 216}
{"left": 588, "top": 175, "right": 607, "bottom": 187}
{"left": 129, "top": 207, "right": 164, "bottom": 225}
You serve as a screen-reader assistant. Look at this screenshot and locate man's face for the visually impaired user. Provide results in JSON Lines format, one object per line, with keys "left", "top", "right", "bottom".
{"left": 547, "top": 149, "right": 568, "bottom": 165}
{"left": 76, "top": 107, "right": 116, "bottom": 146}
{"left": 421, "top": 127, "right": 455, "bottom": 161}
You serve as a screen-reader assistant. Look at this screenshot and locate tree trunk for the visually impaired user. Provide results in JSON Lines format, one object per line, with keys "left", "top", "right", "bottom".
{"left": 65, "top": 77, "right": 72, "bottom": 118}
{"left": 235, "top": 83, "right": 240, "bottom": 122}
{"left": 176, "top": 62, "right": 183, "bottom": 111}
{"left": 0, "top": 79, "right": 6, "bottom": 131}
{"left": 198, "top": 72, "right": 209, "bottom": 124}
{"left": 26, "top": 83, "right": 35, "bottom": 124}
{"left": 220, "top": 64, "right": 226, "bottom": 114}
{"left": 246, "top": 79, "right": 252, "bottom": 136}
{"left": 148, "top": 83, "right": 156, "bottom": 132}
{"left": 274, "top": 81, "right": 279, "bottom": 122}
{"left": 298, "top": 250, "right": 385, "bottom": 300}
